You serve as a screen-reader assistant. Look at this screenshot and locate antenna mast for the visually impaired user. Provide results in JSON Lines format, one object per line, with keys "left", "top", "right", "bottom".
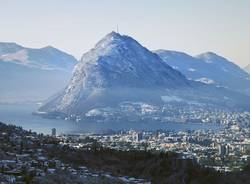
{"left": 116, "top": 24, "right": 119, "bottom": 33}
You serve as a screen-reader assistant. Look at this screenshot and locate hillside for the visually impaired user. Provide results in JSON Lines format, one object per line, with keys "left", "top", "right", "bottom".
{"left": 0, "top": 42, "right": 78, "bottom": 103}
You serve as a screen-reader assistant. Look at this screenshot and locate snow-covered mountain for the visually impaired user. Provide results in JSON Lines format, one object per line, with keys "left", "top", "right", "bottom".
{"left": 39, "top": 32, "right": 191, "bottom": 113}
{"left": 38, "top": 32, "right": 250, "bottom": 121}
{"left": 155, "top": 50, "right": 250, "bottom": 95}
{"left": 0, "top": 42, "right": 78, "bottom": 103}
{"left": 245, "top": 64, "right": 250, "bottom": 74}
{"left": 0, "top": 42, "right": 76, "bottom": 71}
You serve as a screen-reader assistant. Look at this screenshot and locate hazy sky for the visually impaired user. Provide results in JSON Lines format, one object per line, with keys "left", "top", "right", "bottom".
{"left": 0, "top": 0, "right": 249, "bottom": 67}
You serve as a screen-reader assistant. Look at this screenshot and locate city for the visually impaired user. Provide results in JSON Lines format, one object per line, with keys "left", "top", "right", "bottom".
{"left": 1, "top": 112, "right": 250, "bottom": 183}
{"left": 1, "top": 1, "right": 250, "bottom": 184}
{"left": 0, "top": 122, "right": 150, "bottom": 183}
{"left": 59, "top": 121, "right": 250, "bottom": 173}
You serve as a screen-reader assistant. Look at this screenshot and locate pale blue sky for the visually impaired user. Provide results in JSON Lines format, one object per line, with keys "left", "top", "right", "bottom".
{"left": 0, "top": 0, "right": 249, "bottom": 67}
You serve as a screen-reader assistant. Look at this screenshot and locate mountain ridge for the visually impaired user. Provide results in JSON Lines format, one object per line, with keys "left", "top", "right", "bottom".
{"left": 155, "top": 50, "right": 250, "bottom": 95}
{"left": 0, "top": 42, "right": 78, "bottom": 103}
{"left": 0, "top": 42, "right": 77, "bottom": 71}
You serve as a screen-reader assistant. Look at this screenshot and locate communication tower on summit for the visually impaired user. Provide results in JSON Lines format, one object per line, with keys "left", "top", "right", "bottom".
{"left": 116, "top": 24, "right": 119, "bottom": 33}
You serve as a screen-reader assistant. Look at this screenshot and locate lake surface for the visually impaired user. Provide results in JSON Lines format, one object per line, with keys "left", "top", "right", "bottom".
{"left": 0, "top": 103, "right": 224, "bottom": 135}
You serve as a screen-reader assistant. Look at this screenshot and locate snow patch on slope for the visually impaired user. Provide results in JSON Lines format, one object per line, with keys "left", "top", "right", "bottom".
{"left": 188, "top": 68, "right": 196, "bottom": 72}
{"left": 195, "top": 77, "right": 215, "bottom": 84}
{"left": 0, "top": 49, "right": 29, "bottom": 64}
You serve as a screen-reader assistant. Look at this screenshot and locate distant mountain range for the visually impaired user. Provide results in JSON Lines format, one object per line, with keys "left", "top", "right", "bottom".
{"left": 155, "top": 50, "right": 250, "bottom": 96}
{"left": 245, "top": 64, "right": 250, "bottom": 74}
{"left": 0, "top": 42, "right": 77, "bottom": 103}
{"left": 2, "top": 33, "right": 250, "bottom": 122}
{"left": 37, "top": 32, "right": 250, "bottom": 122}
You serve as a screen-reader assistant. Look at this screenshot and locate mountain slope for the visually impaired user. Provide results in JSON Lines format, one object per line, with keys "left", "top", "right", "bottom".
{"left": 38, "top": 32, "right": 250, "bottom": 121}
{"left": 245, "top": 64, "right": 250, "bottom": 74}
{"left": 0, "top": 42, "right": 78, "bottom": 103}
{"left": 155, "top": 50, "right": 250, "bottom": 95}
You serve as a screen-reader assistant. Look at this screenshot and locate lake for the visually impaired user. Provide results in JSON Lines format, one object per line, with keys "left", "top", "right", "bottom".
{"left": 0, "top": 103, "right": 224, "bottom": 135}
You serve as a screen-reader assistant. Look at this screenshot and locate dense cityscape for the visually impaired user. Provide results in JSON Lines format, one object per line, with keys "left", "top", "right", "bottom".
{"left": 1, "top": 108, "right": 250, "bottom": 183}
{"left": 60, "top": 120, "right": 250, "bottom": 173}
{"left": 0, "top": 122, "right": 150, "bottom": 183}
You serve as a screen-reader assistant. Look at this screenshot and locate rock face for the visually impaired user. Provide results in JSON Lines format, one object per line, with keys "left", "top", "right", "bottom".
{"left": 38, "top": 32, "right": 250, "bottom": 121}
{"left": 0, "top": 42, "right": 77, "bottom": 103}
{"left": 155, "top": 50, "right": 250, "bottom": 95}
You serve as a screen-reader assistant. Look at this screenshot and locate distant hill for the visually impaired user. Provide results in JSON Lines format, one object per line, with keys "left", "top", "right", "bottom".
{"left": 0, "top": 42, "right": 78, "bottom": 103}
{"left": 155, "top": 50, "right": 250, "bottom": 96}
